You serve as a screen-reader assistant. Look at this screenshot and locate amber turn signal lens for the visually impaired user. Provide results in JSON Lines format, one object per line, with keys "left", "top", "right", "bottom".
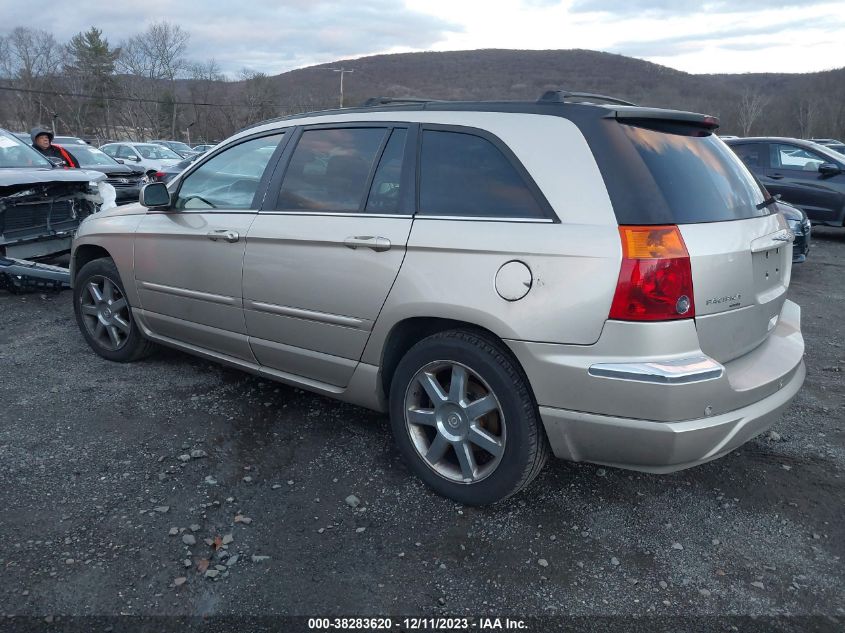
{"left": 619, "top": 225, "right": 688, "bottom": 259}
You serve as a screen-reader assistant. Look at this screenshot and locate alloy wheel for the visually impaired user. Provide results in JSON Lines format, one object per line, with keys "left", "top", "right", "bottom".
{"left": 404, "top": 361, "right": 506, "bottom": 484}
{"left": 78, "top": 275, "right": 131, "bottom": 351}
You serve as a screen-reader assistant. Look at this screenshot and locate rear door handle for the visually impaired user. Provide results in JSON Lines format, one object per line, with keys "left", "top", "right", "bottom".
{"left": 343, "top": 236, "right": 391, "bottom": 252}
{"left": 769, "top": 173, "right": 785, "bottom": 180}
{"left": 206, "top": 229, "right": 240, "bottom": 243}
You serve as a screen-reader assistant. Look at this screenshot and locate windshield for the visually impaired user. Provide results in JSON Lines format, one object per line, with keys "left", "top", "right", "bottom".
{"left": 136, "top": 144, "right": 181, "bottom": 159}
{"left": 167, "top": 141, "right": 193, "bottom": 152}
{"left": 68, "top": 145, "right": 120, "bottom": 167}
{"left": 594, "top": 122, "right": 768, "bottom": 224}
{"left": 0, "top": 130, "right": 52, "bottom": 168}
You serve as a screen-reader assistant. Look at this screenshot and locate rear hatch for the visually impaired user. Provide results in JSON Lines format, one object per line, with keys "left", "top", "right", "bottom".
{"left": 587, "top": 110, "right": 791, "bottom": 363}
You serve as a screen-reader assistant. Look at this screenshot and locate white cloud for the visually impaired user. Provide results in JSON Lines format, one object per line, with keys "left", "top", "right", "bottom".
{"left": 406, "top": 0, "right": 845, "bottom": 74}
{"left": 3, "top": 0, "right": 842, "bottom": 75}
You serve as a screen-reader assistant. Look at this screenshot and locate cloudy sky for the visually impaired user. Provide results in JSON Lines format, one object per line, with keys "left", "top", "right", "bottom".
{"left": 7, "top": 0, "right": 845, "bottom": 76}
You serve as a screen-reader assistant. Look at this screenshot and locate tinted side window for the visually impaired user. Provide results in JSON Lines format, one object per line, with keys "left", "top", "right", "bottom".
{"left": 730, "top": 143, "right": 764, "bottom": 168}
{"left": 418, "top": 130, "right": 545, "bottom": 218}
{"left": 175, "top": 134, "right": 283, "bottom": 210}
{"left": 772, "top": 144, "right": 824, "bottom": 172}
{"left": 116, "top": 146, "right": 134, "bottom": 159}
{"left": 102, "top": 145, "right": 117, "bottom": 157}
{"left": 277, "top": 128, "right": 388, "bottom": 211}
{"left": 365, "top": 128, "right": 407, "bottom": 214}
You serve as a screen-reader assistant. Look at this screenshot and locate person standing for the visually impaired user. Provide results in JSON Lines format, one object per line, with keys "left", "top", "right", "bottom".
{"left": 30, "top": 127, "right": 79, "bottom": 168}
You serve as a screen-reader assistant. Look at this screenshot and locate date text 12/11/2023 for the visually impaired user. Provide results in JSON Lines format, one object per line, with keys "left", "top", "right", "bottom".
{"left": 307, "top": 617, "right": 529, "bottom": 630}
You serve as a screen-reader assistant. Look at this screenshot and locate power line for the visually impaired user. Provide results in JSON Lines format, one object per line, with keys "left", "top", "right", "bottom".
{"left": 0, "top": 83, "right": 330, "bottom": 110}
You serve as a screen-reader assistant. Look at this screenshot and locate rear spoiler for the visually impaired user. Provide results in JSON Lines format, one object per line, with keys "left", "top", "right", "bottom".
{"left": 607, "top": 107, "right": 720, "bottom": 130}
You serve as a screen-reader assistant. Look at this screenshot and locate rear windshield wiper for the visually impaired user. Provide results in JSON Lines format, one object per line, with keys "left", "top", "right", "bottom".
{"left": 756, "top": 196, "right": 779, "bottom": 210}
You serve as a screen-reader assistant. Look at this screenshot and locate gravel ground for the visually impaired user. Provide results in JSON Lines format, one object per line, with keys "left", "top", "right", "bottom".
{"left": 0, "top": 229, "right": 843, "bottom": 629}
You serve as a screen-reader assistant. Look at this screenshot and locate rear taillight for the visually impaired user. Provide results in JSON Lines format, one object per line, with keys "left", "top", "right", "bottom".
{"left": 609, "top": 225, "right": 695, "bottom": 321}
{"left": 155, "top": 171, "right": 166, "bottom": 180}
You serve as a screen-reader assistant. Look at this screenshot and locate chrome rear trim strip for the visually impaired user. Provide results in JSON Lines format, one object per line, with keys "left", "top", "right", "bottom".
{"left": 588, "top": 356, "right": 724, "bottom": 384}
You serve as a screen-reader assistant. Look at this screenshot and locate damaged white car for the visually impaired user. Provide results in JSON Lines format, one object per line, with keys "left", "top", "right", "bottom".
{"left": 1, "top": 128, "right": 115, "bottom": 261}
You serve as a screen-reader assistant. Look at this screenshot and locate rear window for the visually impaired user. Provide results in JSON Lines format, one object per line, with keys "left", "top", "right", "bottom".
{"left": 595, "top": 122, "right": 768, "bottom": 225}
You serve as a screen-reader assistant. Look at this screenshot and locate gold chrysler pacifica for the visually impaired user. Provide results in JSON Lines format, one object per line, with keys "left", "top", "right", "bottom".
{"left": 71, "top": 93, "right": 805, "bottom": 505}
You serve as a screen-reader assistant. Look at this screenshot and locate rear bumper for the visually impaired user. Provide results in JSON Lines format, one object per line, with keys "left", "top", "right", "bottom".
{"left": 539, "top": 360, "right": 804, "bottom": 472}
{"left": 507, "top": 299, "right": 805, "bottom": 471}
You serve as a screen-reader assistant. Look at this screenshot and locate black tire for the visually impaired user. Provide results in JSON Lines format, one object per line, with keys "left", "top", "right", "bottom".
{"left": 73, "top": 257, "right": 154, "bottom": 362}
{"left": 389, "top": 329, "right": 549, "bottom": 505}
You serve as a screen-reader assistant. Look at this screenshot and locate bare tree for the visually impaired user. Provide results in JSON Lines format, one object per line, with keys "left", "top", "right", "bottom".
{"left": 146, "top": 22, "right": 189, "bottom": 137}
{"left": 188, "top": 59, "right": 225, "bottom": 142}
{"left": 816, "top": 89, "right": 845, "bottom": 140}
{"left": 3, "top": 27, "right": 62, "bottom": 128}
{"left": 0, "top": 34, "right": 11, "bottom": 77}
{"left": 737, "top": 88, "right": 770, "bottom": 137}
{"left": 796, "top": 97, "right": 821, "bottom": 139}
{"left": 117, "top": 21, "right": 189, "bottom": 138}
{"left": 115, "top": 41, "right": 159, "bottom": 139}
{"left": 236, "top": 68, "right": 278, "bottom": 129}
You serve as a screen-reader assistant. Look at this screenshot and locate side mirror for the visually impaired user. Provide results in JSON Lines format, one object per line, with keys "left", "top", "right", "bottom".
{"left": 115, "top": 158, "right": 125, "bottom": 164}
{"left": 819, "top": 163, "right": 841, "bottom": 177}
{"left": 140, "top": 182, "right": 171, "bottom": 208}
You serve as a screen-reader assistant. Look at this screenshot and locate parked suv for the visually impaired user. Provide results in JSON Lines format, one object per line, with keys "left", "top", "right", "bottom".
{"left": 726, "top": 137, "right": 845, "bottom": 226}
{"left": 70, "top": 94, "right": 805, "bottom": 504}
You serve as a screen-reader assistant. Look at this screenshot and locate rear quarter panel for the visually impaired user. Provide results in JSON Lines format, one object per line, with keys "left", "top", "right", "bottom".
{"left": 362, "top": 221, "right": 621, "bottom": 367}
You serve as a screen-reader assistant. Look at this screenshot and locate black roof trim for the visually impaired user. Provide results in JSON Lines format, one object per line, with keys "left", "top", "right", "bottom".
{"left": 237, "top": 100, "right": 715, "bottom": 134}
{"left": 538, "top": 90, "right": 636, "bottom": 106}
{"left": 361, "top": 97, "right": 445, "bottom": 107}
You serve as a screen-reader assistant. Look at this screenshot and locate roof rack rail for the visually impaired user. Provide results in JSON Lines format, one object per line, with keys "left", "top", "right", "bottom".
{"left": 362, "top": 96, "right": 443, "bottom": 107}
{"left": 538, "top": 90, "right": 637, "bottom": 107}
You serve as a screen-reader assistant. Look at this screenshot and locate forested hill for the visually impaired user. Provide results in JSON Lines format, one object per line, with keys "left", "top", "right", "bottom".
{"left": 3, "top": 40, "right": 842, "bottom": 141}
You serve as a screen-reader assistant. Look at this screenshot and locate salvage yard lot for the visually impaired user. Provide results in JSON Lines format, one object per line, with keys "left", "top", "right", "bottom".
{"left": 0, "top": 230, "right": 843, "bottom": 621}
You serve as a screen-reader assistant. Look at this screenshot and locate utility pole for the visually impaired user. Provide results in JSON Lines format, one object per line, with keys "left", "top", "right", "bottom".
{"left": 326, "top": 67, "right": 354, "bottom": 108}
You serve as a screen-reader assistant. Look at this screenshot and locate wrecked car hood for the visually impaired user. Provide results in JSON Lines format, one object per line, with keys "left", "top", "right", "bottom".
{"left": 0, "top": 168, "right": 105, "bottom": 188}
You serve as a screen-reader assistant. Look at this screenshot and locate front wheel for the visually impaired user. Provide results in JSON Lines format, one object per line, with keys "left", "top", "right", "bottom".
{"left": 73, "top": 257, "right": 154, "bottom": 362}
{"left": 388, "top": 330, "right": 548, "bottom": 505}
